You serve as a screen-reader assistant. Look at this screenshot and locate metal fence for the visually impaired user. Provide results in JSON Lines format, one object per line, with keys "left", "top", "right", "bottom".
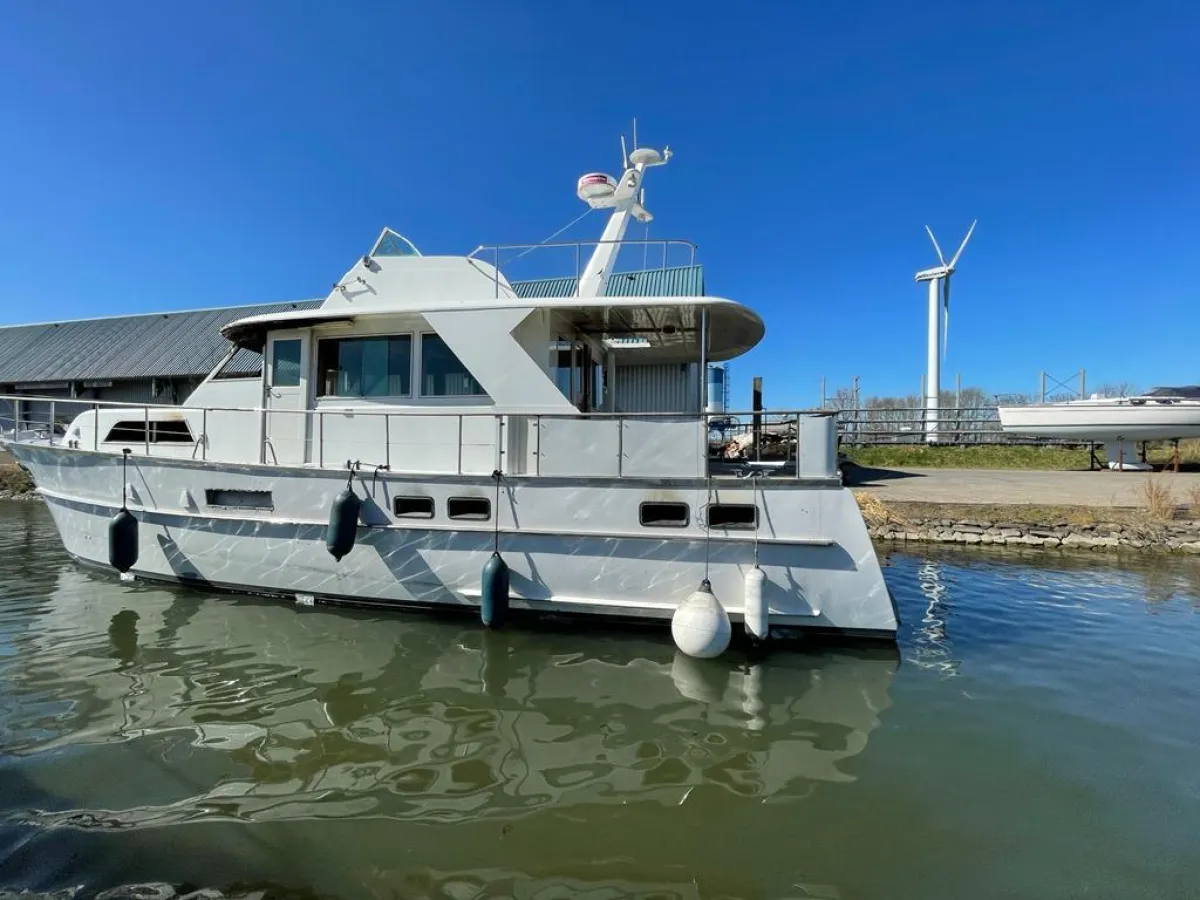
{"left": 832, "top": 406, "right": 1081, "bottom": 446}
{"left": 710, "top": 406, "right": 1085, "bottom": 449}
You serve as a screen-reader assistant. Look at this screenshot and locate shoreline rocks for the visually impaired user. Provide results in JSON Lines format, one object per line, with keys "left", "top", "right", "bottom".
{"left": 867, "top": 515, "right": 1200, "bottom": 553}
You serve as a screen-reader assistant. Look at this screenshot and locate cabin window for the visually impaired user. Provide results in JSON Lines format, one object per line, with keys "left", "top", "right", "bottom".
{"left": 707, "top": 504, "right": 758, "bottom": 529}
{"left": 640, "top": 501, "right": 689, "bottom": 528}
{"left": 104, "top": 420, "right": 194, "bottom": 443}
{"left": 317, "top": 335, "right": 412, "bottom": 398}
{"left": 393, "top": 496, "right": 434, "bottom": 519}
{"left": 447, "top": 496, "right": 490, "bottom": 521}
{"left": 205, "top": 488, "right": 273, "bottom": 510}
{"left": 421, "top": 334, "right": 485, "bottom": 397}
{"left": 271, "top": 340, "right": 302, "bottom": 387}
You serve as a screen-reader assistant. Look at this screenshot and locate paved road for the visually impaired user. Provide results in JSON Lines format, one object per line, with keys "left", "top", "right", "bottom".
{"left": 848, "top": 466, "right": 1200, "bottom": 507}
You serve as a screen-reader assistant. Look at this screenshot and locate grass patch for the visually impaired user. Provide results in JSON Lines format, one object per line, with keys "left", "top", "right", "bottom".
{"left": 1141, "top": 477, "right": 1179, "bottom": 521}
{"left": 1144, "top": 439, "right": 1200, "bottom": 468}
{"left": 842, "top": 444, "right": 1091, "bottom": 471}
{"left": 853, "top": 491, "right": 909, "bottom": 527}
{"left": 0, "top": 464, "right": 34, "bottom": 495}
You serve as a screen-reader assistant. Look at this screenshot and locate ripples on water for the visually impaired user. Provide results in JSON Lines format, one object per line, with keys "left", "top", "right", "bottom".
{"left": 2, "top": 501, "right": 1200, "bottom": 899}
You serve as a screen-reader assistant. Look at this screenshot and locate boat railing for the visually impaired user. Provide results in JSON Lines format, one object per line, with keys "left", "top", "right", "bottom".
{"left": 0, "top": 394, "right": 841, "bottom": 482}
{"left": 467, "top": 239, "right": 698, "bottom": 298}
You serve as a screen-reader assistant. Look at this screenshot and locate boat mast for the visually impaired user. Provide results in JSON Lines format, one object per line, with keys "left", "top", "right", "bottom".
{"left": 576, "top": 127, "right": 671, "bottom": 299}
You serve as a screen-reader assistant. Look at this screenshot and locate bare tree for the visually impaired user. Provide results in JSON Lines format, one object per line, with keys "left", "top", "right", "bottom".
{"left": 1091, "top": 382, "right": 1139, "bottom": 399}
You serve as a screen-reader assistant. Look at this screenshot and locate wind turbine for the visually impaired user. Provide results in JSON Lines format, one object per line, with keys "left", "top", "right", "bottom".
{"left": 914, "top": 220, "right": 976, "bottom": 443}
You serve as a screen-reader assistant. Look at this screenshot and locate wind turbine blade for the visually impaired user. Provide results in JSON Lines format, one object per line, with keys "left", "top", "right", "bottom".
{"left": 948, "top": 219, "right": 977, "bottom": 269}
{"left": 925, "top": 226, "right": 946, "bottom": 266}
{"left": 941, "top": 276, "right": 950, "bottom": 359}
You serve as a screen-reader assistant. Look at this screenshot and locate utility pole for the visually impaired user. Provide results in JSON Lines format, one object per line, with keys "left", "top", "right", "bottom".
{"left": 752, "top": 376, "right": 763, "bottom": 461}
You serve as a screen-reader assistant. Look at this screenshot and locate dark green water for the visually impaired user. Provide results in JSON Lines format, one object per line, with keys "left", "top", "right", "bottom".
{"left": 2, "top": 500, "right": 1200, "bottom": 899}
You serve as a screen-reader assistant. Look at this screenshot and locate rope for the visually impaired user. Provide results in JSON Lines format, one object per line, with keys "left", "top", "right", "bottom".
{"left": 120, "top": 448, "right": 129, "bottom": 512}
{"left": 504, "top": 208, "right": 595, "bottom": 264}
{"left": 752, "top": 472, "right": 761, "bottom": 568}
{"left": 702, "top": 474, "right": 713, "bottom": 585}
{"left": 491, "top": 470, "right": 502, "bottom": 554}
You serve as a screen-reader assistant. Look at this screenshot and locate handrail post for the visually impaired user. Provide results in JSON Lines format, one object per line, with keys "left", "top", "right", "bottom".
{"left": 456, "top": 415, "right": 463, "bottom": 475}
{"left": 384, "top": 414, "right": 391, "bottom": 470}
{"left": 143, "top": 405, "right": 150, "bottom": 456}
{"left": 49, "top": 401, "right": 56, "bottom": 445}
{"left": 201, "top": 407, "right": 208, "bottom": 461}
{"left": 93, "top": 404, "right": 99, "bottom": 451}
{"left": 318, "top": 412, "right": 324, "bottom": 468}
{"left": 795, "top": 413, "right": 802, "bottom": 480}
{"left": 495, "top": 415, "right": 504, "bottom": 474}
{"left": 534, "top": 416, "right": 541, "bottom": 477}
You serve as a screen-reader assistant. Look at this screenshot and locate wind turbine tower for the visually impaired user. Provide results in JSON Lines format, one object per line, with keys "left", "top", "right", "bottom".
{"left": 914, "top": 220, "right": 976, "bottom": 443}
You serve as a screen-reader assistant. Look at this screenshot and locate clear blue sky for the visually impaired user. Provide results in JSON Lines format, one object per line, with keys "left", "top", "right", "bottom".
{"left": 2, "top": 1, "right": 1197, "bottom": 408}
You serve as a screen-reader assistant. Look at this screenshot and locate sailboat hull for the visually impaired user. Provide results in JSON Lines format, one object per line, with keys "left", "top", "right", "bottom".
{"left": 998, "top": 401, "right": 1200, "bottom": 441}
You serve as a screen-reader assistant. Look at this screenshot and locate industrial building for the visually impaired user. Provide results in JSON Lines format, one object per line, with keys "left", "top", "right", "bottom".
{"left": 0, "top": 266, "right": 706, "bottom": 430}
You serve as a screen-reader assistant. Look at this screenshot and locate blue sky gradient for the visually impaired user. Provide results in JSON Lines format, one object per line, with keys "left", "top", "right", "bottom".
{"left": 1, "top": 2, "right": 1197, "bottom": 407}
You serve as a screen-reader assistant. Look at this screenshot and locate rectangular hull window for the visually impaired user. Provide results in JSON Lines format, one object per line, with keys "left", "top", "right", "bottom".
{"left": 421, "top": 334, "right": 485, "bottom": 397}
{"left": 317, "top": 335, "right": 412, "bottom": 398}
{"left": 639, "top": 502, "right": 690, "bottom": 527}
{"left": 205, "top": 489, "right": 274, "bottom": 510}
{"left": 394, "top": 496, "right": 434, "bottom": 519}
{"left": 707, "top": 504, "right": 757, "bottom": 529}
{"left": 447, "top": 496, "right": 490, "bottom": 521}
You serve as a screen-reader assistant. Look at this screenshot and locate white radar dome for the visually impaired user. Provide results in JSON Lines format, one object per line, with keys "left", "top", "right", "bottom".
{"left": 629, "top": 147, "right": 664, "bottom": 166}
{"left": 576, "top": 173, "right": 617, "bottom": 203}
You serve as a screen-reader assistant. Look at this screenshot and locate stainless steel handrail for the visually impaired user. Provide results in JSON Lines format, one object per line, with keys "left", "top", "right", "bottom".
{"left": 467, "top": 238, "right": 699, "bottom": 299}
{"left": 0, "top": 393, "right": 843, "bottom": 481}
{"left": 0, "top": 394, "right": 834, "bottom": 418}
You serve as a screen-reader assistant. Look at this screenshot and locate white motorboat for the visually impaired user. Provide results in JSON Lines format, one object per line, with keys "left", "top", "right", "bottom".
{"left": 2, "top": 138, "right": 898, "bottom": 652}
{"left": 998, "top": 386, "right": 1200, "bottom": 469}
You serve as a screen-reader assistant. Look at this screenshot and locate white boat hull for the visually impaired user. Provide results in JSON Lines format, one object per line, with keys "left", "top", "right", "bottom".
{"left": 997, "top": 401, "right": 1200, "bottom": 441}
{"left": 10, "top": 443, "right": 898, "bottom": 639}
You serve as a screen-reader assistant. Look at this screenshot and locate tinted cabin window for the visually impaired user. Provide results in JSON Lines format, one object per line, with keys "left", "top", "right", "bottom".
{"left": 104, "top": 420, "right": 194, "bottom": 443}
{"left": 640, "top": 502, "right": 689, "bottom": 527}
{"left": 447, "top": 496, "right": 490, "bottom": 521}
{"left": 421, "top": 334, "right": 485, "bottom": 397}
{"left": 393, "top": 496, "right": 434, "bottom": 519}
{"left": 317, "top": 335, "right": 412, "bottom": 397}
{"left": 708, "top": 504, "right": 757, "bottom": 529}
{"left": 271, "top": 339, "right": 302, "bottom": 387}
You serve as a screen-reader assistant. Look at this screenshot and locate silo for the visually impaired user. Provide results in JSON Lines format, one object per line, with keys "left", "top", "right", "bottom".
{"left": 706, "top": 365, "right": 726, "bottom": 414}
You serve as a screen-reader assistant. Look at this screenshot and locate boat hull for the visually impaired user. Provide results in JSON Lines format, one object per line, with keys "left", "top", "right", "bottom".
{"left": 9, "top": 443, "right": 899, "bottom": 639}
{"left": 997, "top": 402, "right": 1200, "bottom": 441}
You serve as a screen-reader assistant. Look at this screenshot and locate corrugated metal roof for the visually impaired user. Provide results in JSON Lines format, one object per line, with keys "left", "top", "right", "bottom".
{"left": 0, "top": 300, "right": 324, "bottom": 385}
{"left": 0, "top": 266, "right": 705, "bottom": 384}
{"left": 511, "top": 264, "right": 704, "bottom": 300}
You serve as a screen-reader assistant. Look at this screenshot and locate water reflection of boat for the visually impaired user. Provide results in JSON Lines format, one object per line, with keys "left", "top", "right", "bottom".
{"left": 14, "top": 567, "right": 898, "bottom": 829}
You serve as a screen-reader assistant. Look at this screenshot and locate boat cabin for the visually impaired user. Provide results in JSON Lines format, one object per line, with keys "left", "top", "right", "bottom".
{"left": 59, "top": 225, "right": 797, "bottom": 480}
